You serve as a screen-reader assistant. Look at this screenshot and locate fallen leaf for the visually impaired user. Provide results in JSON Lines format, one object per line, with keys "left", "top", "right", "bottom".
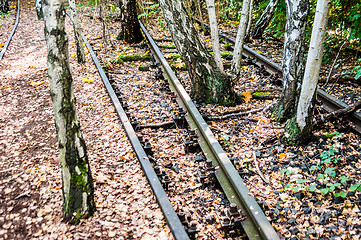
{"left": 30, "top": 81, "right": 45, "bottom": 86}
{"left": 81, "top": 78, "right": 94, "bottom": 83}
{"left": 242, "top": 90, "right": 252, "bottom": 104}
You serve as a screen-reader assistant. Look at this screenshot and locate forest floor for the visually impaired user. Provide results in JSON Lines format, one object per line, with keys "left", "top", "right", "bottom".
{"left": 1, "top": 0, "right": 361, "bottom": 240}
{"left": 0, "top": 1, "right": 171, "bottom": 239}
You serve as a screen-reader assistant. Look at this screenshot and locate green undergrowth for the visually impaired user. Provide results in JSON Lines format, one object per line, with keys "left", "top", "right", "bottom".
{"left": 281, "top": 132, "right": 361, "bottom": 199}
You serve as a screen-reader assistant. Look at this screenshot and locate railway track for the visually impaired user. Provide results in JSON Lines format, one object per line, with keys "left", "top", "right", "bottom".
{"left": 195, "top": 20, "right": 361, "bottom": 134}
{"left": 73, "top": 11, "right": 281, "bottom": 238}
{"left": 0, "top": 0, "right": 20, "bottom": 61}
{"left": 73, "top": 10, "right": 359, "bottom": 240}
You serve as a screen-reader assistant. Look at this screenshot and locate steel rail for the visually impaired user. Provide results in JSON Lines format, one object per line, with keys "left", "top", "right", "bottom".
{"left": 0, "top": 0, "right": 20, "bottom": 61}
{"left": 78, "top": 24, "right": 190, "bottom": 240}
{"left": 140, "top": 21, "right": 280, "bottom": 240}
{"left": 196, "top": 20, "right": 361, "bottom": 134}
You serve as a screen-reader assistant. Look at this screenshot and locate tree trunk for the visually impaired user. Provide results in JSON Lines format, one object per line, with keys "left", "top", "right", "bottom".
{"left": 230, "top": 0, "right": 251, "bottom": 80}
{"left": 0, "top": 0, "right": 9, "bottom": 13}
{"left": 158, "top": 0, "right": 237, "bottom": 105}
{"left": 43, "top": 0, "right": 95, "bottom": 223}
{"left": 68, "top": 0, "right": 86, "bottom": 63}
{"left": 251, "top": 0, "right": 280, "bottom": 39}
{"left": 286, "top": 0, "right": 329, "bottom": 144}
{"left": 117, "top": 0, "right": 144, "bottom": 44}
{"left": 36, "top": 0, "right": 44, "bottom": 20}
{"left": 245, "top": 0, "right": 254, "bottom": 42}
{"left": 273, "top": 0, "right": 308, "bottom": 122}
{"left": 206, "top": 0, "right": 223, "bottom": 72}
{"left": 194, "top": 0, "right": 206, "bottom": 32}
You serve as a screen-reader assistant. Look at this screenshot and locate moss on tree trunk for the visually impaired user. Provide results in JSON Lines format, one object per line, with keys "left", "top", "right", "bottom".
{"left": 159, "top": 0, "right": 238, "bottom": 106}
{"left": 283, "top": 117, "right": 314, "bottom": 145}
{"left": 43, "top": 0, "right": 95, "bottom": 224}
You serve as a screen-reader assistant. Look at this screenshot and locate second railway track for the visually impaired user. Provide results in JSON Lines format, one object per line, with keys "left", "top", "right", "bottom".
{"left": 0, "top": 0, "right": 20, "bottom": 61}
{"left": 195, "top": 20, "right": 361, "bottom": 135}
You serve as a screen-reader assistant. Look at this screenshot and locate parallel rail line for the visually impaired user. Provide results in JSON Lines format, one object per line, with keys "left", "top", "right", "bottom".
{"left": 195, "top": 20, "right": 361, "bottom": 134}
{"left": 139, "top": 21, "right": 280, "bottom": 240}
{"left": 0, "top": 0, "right": 20, "bottom": 61}
{"left": 77, "top": 20, "right": 190, "bottom": 240}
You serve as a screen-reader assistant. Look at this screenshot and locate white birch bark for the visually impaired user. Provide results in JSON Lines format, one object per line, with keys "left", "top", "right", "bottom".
{"left": 43, "top": 0, "right": 95, "bottom": 223}
{"left": 230, "top": 0, "right": 251, "bottom": 80}
{"left": 68, "top": 0, "right": 86, "bottom": 63}
{"left": 252, "top": 0, "right": 280, "bottom": 39}
{"left": 274, "top": 0, "right": 308, "bottom": 121}
{"left": 36, "top": 0, "right": 43, "bottom": 19}
{"left": 206, "top": 0, "right": 223, "bottom": 72}
{"left": 296, "top": 0, "right": 330, "bottom": 131}
{"left": 246, "top": 0, "right": 254, "bottom": 40}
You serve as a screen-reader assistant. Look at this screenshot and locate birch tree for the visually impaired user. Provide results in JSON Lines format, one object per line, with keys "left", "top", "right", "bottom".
{"left": 158, "top": 0, "right": 238, "bottom": 105}
{"left": 273, "top": 0, "right": 309, "bottom": 122}
{"left": 68, "top": 0, "right": 86, "bottom": 63}
{"left": 36, "top": 0, "right": 43, "bottom": 19}
{"left": 43, "top": 0, "right": 95, "bottom": 223}
{"left": 206, "top": 0, "right": 223, "bottom": 72}
{"left": 252, "top": 0, "right": 280, "bottom": 39}
{"left": 245, "top": 0, "right": 254, "bottom": 41}
{"left": 117, "top": 0, "right": 143, "bottom": 43}
{"left": 0, "top": 0, "right": 9, "bottom": 13}
{"left": 284, "top": 0, "right": 330, "bottom": 144}
{"left": 230, "top": 0, "right": 251, "bottom": 80}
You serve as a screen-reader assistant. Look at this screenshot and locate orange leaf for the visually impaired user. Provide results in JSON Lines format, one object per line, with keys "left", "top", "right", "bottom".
{"left": 242, "top": 91, "right": 252, "bottom": 104}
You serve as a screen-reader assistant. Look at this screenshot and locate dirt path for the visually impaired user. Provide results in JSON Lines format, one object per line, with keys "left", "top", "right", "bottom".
{"left": 0, "top": 2, "right": 171, "bottom": 239}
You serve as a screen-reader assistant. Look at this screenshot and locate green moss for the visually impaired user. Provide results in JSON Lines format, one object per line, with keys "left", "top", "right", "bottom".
{"left": 209, "top": 51, "right": 233, "bottom": 59}
{"left": 111, "top": 54, "right": 151, "bottom": 64}
{"left": 158, "top": 44, "right": 176, "bottom": 49}
{"left": 272, "top": 102, "right": 285, "bottom": 122}
{"left": 165, "top": 53, "right": 181, "bottom": 60}
{"left": 220, "top": 51, "right": 233, "bottom": 58}
{"left": 140, "top": 42, "right": 148, "bottom": 48}
{"left": 223, "top": 43, "right": 233, "bottom": 51}
{"left": 253, "top": 91, "right": 270, "bottom": 97}
{"left": 283, "top": 118, "right": 301, "bottom": 145}
{"left": 170, "top": 63, "right": 187, "bottom": 70}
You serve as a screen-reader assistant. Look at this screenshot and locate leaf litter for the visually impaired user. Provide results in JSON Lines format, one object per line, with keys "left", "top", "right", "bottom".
{"left": 0, "top": 1, "right": 171, "bottom": 239}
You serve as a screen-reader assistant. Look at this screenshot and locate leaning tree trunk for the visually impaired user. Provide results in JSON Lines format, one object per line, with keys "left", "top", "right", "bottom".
{"left": 245, "top": 0, "right": 254, "bottom": 42}
{"left": 273, "top": 0, "right": 308, "bottom": 122}
{"left": 206, "top": 0, "right": 223, "bottom": 72}
{"left": 284, "top": 0, "right": 330, "bottom": 145}
{"left": 230, "top": 0, "right": 251, "bottom": 81}
{"left": 194, "top": 0, "right": 206, "bottom": 32}
{"left": 43, "top": 0, "right": 95, "bottom": 223}
{"left": 68, "top": 0, "right": 86, "bottom": 63}
{"left": 252, "top": 0, "right": 280, "bottom": 39}
{"left": 0, "top": 0, "right": 9, "bottom": 13}
{"left": 117, "top": 0, "right": 143, "bottom": 44}
{"left": 158, "top": 0, "right": 237, "bottom": 105}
